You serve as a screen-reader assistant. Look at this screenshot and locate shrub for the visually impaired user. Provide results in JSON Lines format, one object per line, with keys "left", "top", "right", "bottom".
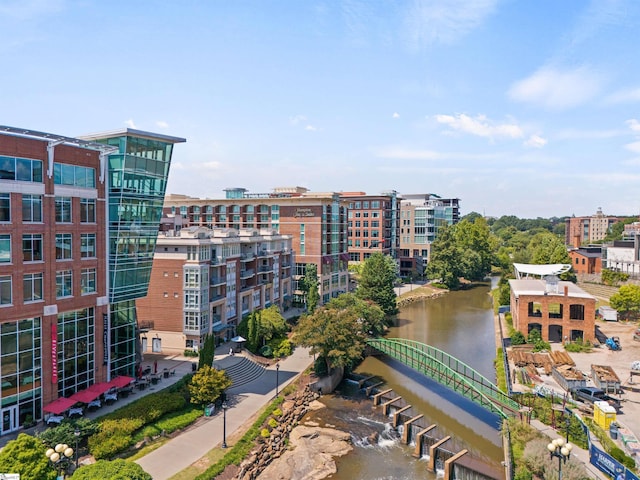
{"left": 89, "top": 430, "right": 133, "bottom": 460}
{"left": 313, "top": 355, "right": 328, "bottom": 377}
{"left": 272, "top": 408, "right": 282, "bottom": 417}
{"left": 259, "top": 345, "right": 273, "bottom": 358}
{"left": 511, "top": 331, "right": 526, "bottom": 345}
{"left": 183, "top": 349, "right": 199, "bottom": 357}
{"left": 268, "top": 418, "right": 278, "bottom": 428}
{"left": 261, "top": 428, "right": 270, "bottom": 438}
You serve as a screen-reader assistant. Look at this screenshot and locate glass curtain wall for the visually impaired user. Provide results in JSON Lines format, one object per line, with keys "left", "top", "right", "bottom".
{"left": 57, "top": 309, "right": 94, "bottom": 398}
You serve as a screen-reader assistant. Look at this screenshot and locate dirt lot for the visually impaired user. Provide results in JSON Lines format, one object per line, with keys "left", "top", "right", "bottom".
{"left": 565, "top": 321, "right": 640, "bottom": 437}
{"left": 509, "top": 320, "right": 640, "bottom": 443}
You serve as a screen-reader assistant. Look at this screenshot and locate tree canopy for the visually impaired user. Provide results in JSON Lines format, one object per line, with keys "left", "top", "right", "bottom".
{"left": 293, "top": 298, "right": 371, "bottom": 372}
{"left": 188, "top": 365, "right": 232, "bottom": 406}
{"left": 300, "top": 263, "right": 319, "bottom": 313}
{"left": 610, "top": 284, "right": 640, "bottom": 320}
{"left": 0, "top": 433, "right": 56, "bottom": 480}
{"left": 356, "top": 252, "right": 398, "bottom": 316}
{"left": 326, "top": 293, "right": 387, "bottom": 337}
{"left": 237, "top": 306, "right": 289, "bottom": 353}
{"left": 72, "top": 459, "right": 152, "bottom": 479}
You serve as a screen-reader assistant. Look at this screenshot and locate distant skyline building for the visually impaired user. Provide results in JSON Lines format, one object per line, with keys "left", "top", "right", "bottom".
{"left": 163, "top": 187, "right": 350, "bottom": 306}
{"left": 398, "top": 194, "right": 460, "bottom": 278}
{"left": 565, "top": 208, "right": 619, "bottom": 247}
{"left": 136, "top": 226, "right": 293, "bottom": 354}
{"left": 0, "top": 125, "right": 184, "bottom": 433}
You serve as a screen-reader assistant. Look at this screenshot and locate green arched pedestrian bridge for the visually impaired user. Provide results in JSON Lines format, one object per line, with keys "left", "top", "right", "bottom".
{"left": 365, "top": 338, "right": 520, "bottom": 419}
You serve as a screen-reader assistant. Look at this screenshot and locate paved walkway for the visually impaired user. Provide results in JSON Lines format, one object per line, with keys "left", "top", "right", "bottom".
{"left": 135, "top": 344, "right": 314, "bottom": 480}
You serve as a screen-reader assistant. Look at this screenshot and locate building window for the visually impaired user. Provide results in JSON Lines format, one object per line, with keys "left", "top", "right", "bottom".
{"left": 55, "top": 197, "right": 72, "bottom": 223}
{"left": 57, "top": 308, "right": 95, "bottom": 397}
{"left": 22, "top": 194, "right": 42, "bottom": 222}
{"left": 0, "top": 235, "right": 10, "bottom": 263}
{"left": 0, "top": 155, "right": 42, "bottom": 182}
{"left": 81, "top": 234, "right": 96, "bottom": 258}
{"left": 22, "top": 234, "right": 43, "bottom": 262}
{"left": 53, "top": 163, "right": 96, "bottom": 188}
{"left": 0, "top": 275, "right": 11, "bottom": 305}
{"left": 548, "top": 303, "right": 563, "bottom": 319}
{"left": 56, "top": 270, "right": 73, "bottom": 298}
{"left": 55, "top": 234, "right": 73, "bottom": 260}
{"left": 81, "top": 268, "right": 96, "bottom": 294}
{"left": 371, "top": 201, "right": 380, "bottom": 208}
{"left": 527, "top": 302, "right": 542, "bottom": 317}
{"left": 569, "top": 304, "right": 585, "bottom": 320}
{"left": 0, "top": 193, "right": 9, "bottom": 222}
{"left": 23, "top": 273, "right": 43, "bottom": 302}
{"left": 80, "top": 198, "right": 96, "bottom": 223}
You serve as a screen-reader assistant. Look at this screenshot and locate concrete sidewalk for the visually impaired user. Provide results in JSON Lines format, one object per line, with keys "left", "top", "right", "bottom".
{"left": 135, "top": 345, "right": 314, "bottom": 480}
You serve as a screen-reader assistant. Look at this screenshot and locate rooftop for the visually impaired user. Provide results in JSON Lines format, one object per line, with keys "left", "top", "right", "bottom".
{"left": 509, "top": 278, "right": 595, "bottom": 300}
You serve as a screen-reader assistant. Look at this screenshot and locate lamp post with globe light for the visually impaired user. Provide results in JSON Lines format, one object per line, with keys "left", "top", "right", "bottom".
{"left": 45, "top": 443, "right": 74, "bottom": 480}
{"left": 547, "top": 437, "right": 572, "bottom": 480}
{"left": 221, "top": 401, "right": 228, "bottom": 449}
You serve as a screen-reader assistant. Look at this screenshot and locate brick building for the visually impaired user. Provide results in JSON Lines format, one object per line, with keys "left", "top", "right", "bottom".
{"left": 163, "top": 187, "right": 349, "bottom": 306}
{"left": 341, "top": 191, "right": 400, "bottom": 263}
{"left": 136, "top": 226, "right": 293, "bottom": 354}
{"left": 509, "top": 277, "right": 595, "bottom": 344}
{"left": 565, "top": 208, "right": 619, "bottom": 247}
{"left": 0, "top": 125, "right": 183, "bottom": 433}
{"left": 568, "top": 247, "right": 603, "bottom": 275}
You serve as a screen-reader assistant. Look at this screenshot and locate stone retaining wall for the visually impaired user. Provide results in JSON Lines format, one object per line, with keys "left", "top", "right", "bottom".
{"left": 396, "top": 290, "right": 447, "bottom": 308}
{"left": 235, "top": 387, "right": 319, "bottom": 480}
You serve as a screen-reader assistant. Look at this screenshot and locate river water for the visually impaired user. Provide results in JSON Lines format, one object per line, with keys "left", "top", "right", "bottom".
{"left": 307, "top": 283, "right": 505, "bottom": 480}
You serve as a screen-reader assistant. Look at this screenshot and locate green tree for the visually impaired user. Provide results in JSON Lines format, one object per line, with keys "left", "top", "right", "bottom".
{"left": 247, "top": 311, "right": 260, "bottom": 351}
{"left": 72, "top": 459, "right": 152, "bottom": 479}
{"left": 454, "top": 217, "right": 494, "bottom": 280}
{"left": 259, "top": 305, "right": 288, "bottom": 342}
{"left": 528, "top": 232, "right": 576, "bottom": 282}
{"left": 356, "top": 252, "right": 398, "bottom": 316}
{"left": 610, "top": 284, "right": 640, "bottom": 320}
{"left": 601, "top": 269, "right": 629, "bottom": 287}
{"left": 188, "top": 365, "right": 232, "bottom": 406}
{"left": 326, "top": 293, "right": 387, "bottom": 337}
{"left": 427, "top": 225, "right": 464, "bottom": 289}
{"left": 198, "top": 334, "right": 216, "bottom": 368}
{"left": 293, "top": 307, "right": 366, "bottom": 373}
{"left": 0, "top": 433, "right": 56, "bottom": 480}
{"left": 301, "top": 263, "right": 319, "bottom": 313}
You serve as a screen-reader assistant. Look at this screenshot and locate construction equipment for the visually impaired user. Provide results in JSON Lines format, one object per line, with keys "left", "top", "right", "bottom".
{"left": 605, "top": 337, "right": 621, "bottom": 351}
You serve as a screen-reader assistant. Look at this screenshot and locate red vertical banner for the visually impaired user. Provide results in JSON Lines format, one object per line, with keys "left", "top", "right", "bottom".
{"left": 51, "top": 322, "right": 58, "bottom": 384}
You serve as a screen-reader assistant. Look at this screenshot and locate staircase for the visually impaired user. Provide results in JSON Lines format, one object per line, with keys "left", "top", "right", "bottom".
{"left": 214, "top": 356, "right": 266, "bottom": 389}
{"left": 577, "top": 282, "right": 619, "bottom": 301}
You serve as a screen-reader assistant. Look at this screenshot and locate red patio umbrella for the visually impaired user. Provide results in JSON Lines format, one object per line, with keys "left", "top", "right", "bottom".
{"left": 108, "top": 375, "right": 134, "bottom": 389}
{"left": 43, "top": 397, "right": 76, "bottom": 415}
{"left": 69, "top": 389, "right": 101, "bottom": 404}
{"left": 87, "top": 382, "right": 112, "bottom": 395}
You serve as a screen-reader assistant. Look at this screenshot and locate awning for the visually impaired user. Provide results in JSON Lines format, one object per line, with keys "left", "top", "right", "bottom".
{"left": 108, "top": 376, "right": 134, "bottom": 389}
{"left": 213, "top": 324, "right": 230, "bottom": 333}
{"left": 70, "top": 389, "right": 101, "bottom": 404}
{"left": 88, "top": 382, "right": 112, "bottom": 395}
{"left": 230, "top": 335, "right": 246, "bottom": 343}
{"left": 43, "top": 397, "right": 76, "bottom": 415}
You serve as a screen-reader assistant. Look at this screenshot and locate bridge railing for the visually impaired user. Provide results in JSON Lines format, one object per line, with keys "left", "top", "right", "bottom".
{"left": 366, "top": 338, "right": 520, "bottom": 416}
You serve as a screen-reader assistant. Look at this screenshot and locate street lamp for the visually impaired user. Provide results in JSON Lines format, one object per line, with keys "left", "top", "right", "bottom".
{"left": 74, "top": 427, "right": 81, "bottom": 468}
{"left": 547, "top": 437, "right": 572, "bottom": 480}
{"left": 221, "top": 401, "right": 228, "bottom": 449}
{"left": 45, "top": 443, "right": 74, "bottom": 480}
{"left": 275, "top": 362, "right": 280, "bottom": 397}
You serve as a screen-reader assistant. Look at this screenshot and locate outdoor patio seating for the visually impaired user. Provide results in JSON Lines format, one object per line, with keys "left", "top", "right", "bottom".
{"left": 68, "top": 406, "right": 84, "bottom": 418}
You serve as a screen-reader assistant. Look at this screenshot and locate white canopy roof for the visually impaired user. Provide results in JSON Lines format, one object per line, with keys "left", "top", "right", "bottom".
{"left": 513, "top": 263, "right": 572, "bottom": 279}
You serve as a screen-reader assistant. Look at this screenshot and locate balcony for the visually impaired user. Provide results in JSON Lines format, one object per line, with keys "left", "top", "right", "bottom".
{"left": 241, "top": 253, "right": 255, "bottom": 261}
{"left": 240, "top": 269, "right": 255, "bottom": 279}
{"left": 257, "top": 250, "right": 271, "bottom": 258}
{"left": 210, "top": 293, "right": 225, "bottom": 302}
{"left": 259, "top": 265, "right": 272, "bottom": 272}
{"left": 210, "top": 276, "right": 225, "bottom": 286}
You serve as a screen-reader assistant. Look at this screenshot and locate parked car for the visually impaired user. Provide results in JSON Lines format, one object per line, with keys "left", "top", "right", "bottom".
{"left": 571, "top": 386, "right": 621, "bottom": 411}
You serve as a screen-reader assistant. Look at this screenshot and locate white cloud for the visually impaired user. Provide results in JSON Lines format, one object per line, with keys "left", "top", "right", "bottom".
{"left": 305, "top": 125, "right": 317, "bottom": 131}
{"left": 392, "top": 112, "right": 400, "bottom": 119}
{"left": 434, "top": 113, "right": 524, "bottom": 140}
{"left": 404, "top": 0, "right": 499, "bottom": 47}
{"left": 200, "top": 161, "right": 222, "bottom": 171}
{"left": 289, "top": 115, "right": 306, "bottom": 126}
{"left": 605, "top": 87, "right": 640, "bottom": 105}
{"left": 524, "top": 135, "right": 547, "bottom": 148}
{"left": 373, "top": 146, "right": 501, "bottom": 161}
{"left": 508, "top": 66, "right": 604, "bottom": 110}
{"left": 124, "top": 119, "right": 136, "bottom": 128}
{"left": 156, "top": 121, "right": 169, "bottom": 129}
{"left": 0, "top": 0, "right": 64, "bottom": 20}
{"left": 627, "top": 119, "right": 640, "bottom": 134}
{"left": 625, "top": 141, "right": 640, "bottom": 154}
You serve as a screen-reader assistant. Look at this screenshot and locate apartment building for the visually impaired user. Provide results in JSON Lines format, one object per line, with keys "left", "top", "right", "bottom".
{"left": 565, "top": 208, "right": 619, "bottom": 247}
{"left": 398, "top": 194, "right": 460, "bottom": 277}
{"left": 163, "top": 187, "right": 350, "bottom": 305}
{"left": 136, "top": 227, "right": 293, "bottom": 354}
{"left": 341, "top": 191, "right": 400, "bottom": 262}
{"left": 0, "top": 126, "right": 183, "bottom": 433}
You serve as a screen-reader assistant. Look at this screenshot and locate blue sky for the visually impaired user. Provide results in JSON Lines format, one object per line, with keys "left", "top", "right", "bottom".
{"left": 2, "top": 0, "right": 640, "bottom": 218}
